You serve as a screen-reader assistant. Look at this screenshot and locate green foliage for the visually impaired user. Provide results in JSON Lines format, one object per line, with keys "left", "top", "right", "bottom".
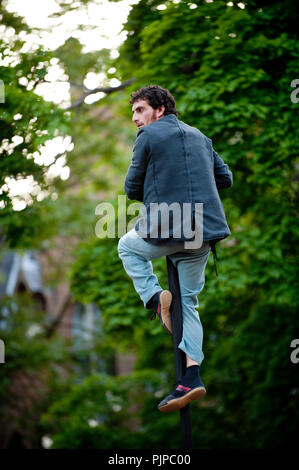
{"left": 65, "top": 0, "right": 298, "bottom": 448}
{"left": 42, "top": 371, "right": 140, "bottom": 449}
{"left": 1, "top": 0, "right": 298, "bottom": 449}
{"left": 0, "top": 3, "right": 71, "bottom": 248}
{"left": 54, "top": 37, "right": 111, "bottom": 85}
{"left": 0, "top": 293, "right": 73, "bottom": 445}
{"left": 41, "top": 368, "right": 187, "bottom": 449}
{"left": 0, "top": 293, "right": 71, "bottom": 388}
{"left": 69, "top": 197, "right": 173, "bottom": 350}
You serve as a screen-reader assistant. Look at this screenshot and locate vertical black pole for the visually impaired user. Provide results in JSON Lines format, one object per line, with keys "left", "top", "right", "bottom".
{"left": 166, "top": 256, "right": 193, "bottom": 450}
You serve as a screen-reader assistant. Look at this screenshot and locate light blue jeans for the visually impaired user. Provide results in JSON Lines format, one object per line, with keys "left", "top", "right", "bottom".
{"left": 117, "top": 229, "right": 211, "bottom": 365}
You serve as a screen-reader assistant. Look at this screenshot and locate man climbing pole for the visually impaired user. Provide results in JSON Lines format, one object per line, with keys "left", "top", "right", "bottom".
{"left": 118, "top": 85, "right": 233, "bottom": 412}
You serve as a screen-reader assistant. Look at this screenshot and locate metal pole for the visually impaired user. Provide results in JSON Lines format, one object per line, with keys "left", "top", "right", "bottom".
{"left": 166, "top": 256, "right": 193, "bottom": 450}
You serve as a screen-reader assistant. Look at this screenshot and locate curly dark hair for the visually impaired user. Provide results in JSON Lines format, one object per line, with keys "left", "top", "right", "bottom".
{"left": 129, "top": 85, "right": 178, "bottom": 116}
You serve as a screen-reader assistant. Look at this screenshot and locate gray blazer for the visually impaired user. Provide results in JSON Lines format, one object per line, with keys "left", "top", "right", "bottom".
{"left": 124, "top": 114, "right": 232, "bottom": 252}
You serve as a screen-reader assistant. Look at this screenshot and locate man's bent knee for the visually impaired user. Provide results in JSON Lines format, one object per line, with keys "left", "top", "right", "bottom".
{"left": 117, "top": 237, "right": 125, "bottom": 257}
{"left": 118, "top": 229, "right": 139, "bottom": 257}
{"left": 117, "top": 235, "right": 130, "bottom": 258}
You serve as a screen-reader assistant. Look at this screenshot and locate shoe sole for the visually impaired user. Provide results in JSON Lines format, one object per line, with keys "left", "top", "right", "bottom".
{"left": 159, "top": 290, "right": 173, "bottom": 335}
{"left": 158, "top": 387, "right": 206, "bottom": 412}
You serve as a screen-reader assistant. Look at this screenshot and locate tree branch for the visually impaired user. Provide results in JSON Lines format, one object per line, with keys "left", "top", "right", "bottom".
{"left": 44, "top": 292, "right": 73, "bottom": 338}
{"left": 66, "top": 77, "right": 135, "bottom": 110}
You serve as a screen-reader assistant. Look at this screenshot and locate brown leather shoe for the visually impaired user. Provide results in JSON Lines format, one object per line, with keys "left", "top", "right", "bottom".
{"left": 151, "top": 290, "right": 173, "bottom": 335}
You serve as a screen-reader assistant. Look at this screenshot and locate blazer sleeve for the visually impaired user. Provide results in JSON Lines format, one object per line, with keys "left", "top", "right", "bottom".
{"left": 213, "top": 149, "right": 233, "bottom": 189}
{"left": 124, "top": 129, "right": 150, "bottom": 202}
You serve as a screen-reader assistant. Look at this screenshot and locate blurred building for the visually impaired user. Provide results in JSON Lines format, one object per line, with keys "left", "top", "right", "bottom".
{"left": 0, "top": 248, "right": 136, "bottom": 448}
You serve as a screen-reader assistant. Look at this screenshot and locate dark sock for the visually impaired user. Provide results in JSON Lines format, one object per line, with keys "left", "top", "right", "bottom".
{"left": 185, "top": 365, "right": 200, "bottom": 379}
{"left": 145, "top": 291, "right": 161, "bottom": 310}
{"left": 180, "top": 365, "right": 201, "bottom": 388}
{"left": 171, "top": 366, "right": 203, "bottom": 398}
{"left": 172, "top": 366, "right": 200, "bottom": 397}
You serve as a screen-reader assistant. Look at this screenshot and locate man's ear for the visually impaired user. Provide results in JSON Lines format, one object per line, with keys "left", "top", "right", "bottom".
{"left": 158, "top": 105, "right": 165, "bottom": 118}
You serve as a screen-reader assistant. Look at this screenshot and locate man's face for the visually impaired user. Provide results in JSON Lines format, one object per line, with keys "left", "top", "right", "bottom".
{"left": 132, "top": 99, "right": 165, "bottom": 129}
